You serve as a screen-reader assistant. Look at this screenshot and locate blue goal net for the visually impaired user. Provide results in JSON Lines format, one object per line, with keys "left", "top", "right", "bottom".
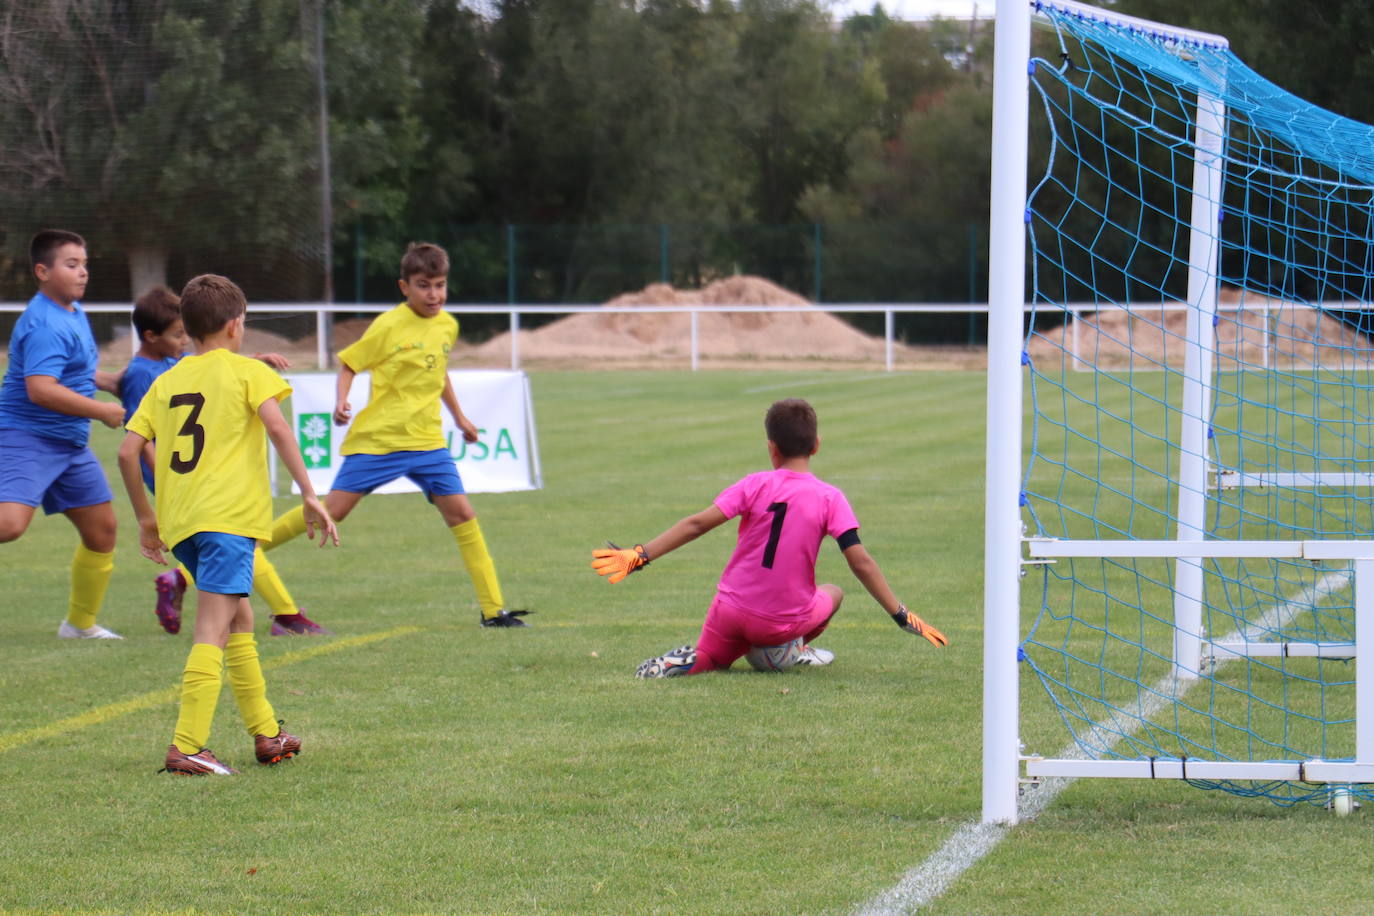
{"left": 1019, "top": 2, "right": 1374, "bottom": 805}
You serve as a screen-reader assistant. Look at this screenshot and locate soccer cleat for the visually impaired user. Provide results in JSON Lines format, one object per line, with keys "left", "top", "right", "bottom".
{"left": 795, "top": 644, "right": 835, "bottom": 666}
{"left": 635, "top": 644, "right": 696, "bottom": 678}
{"left": 153, "top": 568, "right": 186, "bottom": 634}
{"left": 163, "top": 745, "right": 237, "bottom": 776}
{"left": 479, "top": 609, "right": 531, "bottom": 628}
{"left": 254, "top": 724, "right": 302, "bottom": 765}
{"left": 57, "top": 620, "right": 123, "bottom": 640}
{"left": 270, "top": 610, "right": 332, "bottom": 636}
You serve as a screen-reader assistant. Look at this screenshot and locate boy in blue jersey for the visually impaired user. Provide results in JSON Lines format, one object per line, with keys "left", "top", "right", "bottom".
{"left": 118, "top": 284, "right": 331, "bottom": 637}
{"left": 0, "top": 230, "right": 127, "bottom": 639}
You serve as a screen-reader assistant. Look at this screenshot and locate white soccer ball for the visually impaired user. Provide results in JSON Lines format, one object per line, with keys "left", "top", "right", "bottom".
{"left": 745, "top": 637, "right": 804, "bottom": 671}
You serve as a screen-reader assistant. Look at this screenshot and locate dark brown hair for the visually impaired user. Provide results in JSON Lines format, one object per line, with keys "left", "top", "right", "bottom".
{"left": 133, "top": 285, "right": 182, "bottom": 340}
{"left": 399, "top": 241, "right": 449, "bottom": 282}
{"left": 180, "top": 274, "right": 246, "bottom": 340}
{"left": 30, "top": 229, "right": 86, "bottom": 271}
{"left": 765, "top": 398, "right": 818, "bottom": 458}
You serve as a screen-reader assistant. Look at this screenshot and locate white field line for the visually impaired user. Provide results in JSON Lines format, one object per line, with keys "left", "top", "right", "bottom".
{"left": 853, "top": 565, "right": 1353, "bottom": 916}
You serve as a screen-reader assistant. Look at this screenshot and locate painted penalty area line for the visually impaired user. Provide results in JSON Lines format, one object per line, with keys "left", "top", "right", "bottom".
{"left": 0, "top": 625, "right": 423, "bottom": 755}
{"left": 853, "top": 568, "right": 1351, "bottom": 915}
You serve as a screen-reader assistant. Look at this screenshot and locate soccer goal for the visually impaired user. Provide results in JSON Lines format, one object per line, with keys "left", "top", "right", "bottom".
{"left": 984, "top": 0, "right": 1374, "bottom": 823}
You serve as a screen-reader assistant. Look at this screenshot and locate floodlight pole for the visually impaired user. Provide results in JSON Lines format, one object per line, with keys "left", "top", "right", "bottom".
{"left": 983, "top": 0, "right": 1032, "bottom": 826}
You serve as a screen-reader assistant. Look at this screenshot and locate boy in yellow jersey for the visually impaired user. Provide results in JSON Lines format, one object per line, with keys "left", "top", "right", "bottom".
{"left": 262, "top": 242, "right": 526, "bottom": 627}
{"left": 119, "top": 285, "right": 330, "bottom": 637}
{"left": 118, "top": 274, "right": 339, "bottom": 775}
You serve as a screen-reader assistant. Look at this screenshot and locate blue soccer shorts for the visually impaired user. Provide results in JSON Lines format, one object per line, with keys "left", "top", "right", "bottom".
{"left": 0, "top": 427, "right": 113, "bottom": 515}
{"left": 171, "top": 532, "right": 256, "bottom": 597}
{"left": 329, "top": 448, "right": 465, "bottom": 497}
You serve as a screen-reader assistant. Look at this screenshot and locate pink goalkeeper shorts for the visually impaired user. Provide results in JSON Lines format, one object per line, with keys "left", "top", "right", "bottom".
{"left": 692, "top": 589, "right": 837, "bottom": 674}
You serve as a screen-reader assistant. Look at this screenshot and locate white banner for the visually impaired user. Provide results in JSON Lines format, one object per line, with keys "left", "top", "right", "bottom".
{"left": 283, "top": 370, "right": 541, "bottom": 495}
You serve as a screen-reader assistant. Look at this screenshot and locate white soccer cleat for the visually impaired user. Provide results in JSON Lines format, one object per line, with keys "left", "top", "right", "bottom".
{"left": 795, "top": 644, "right": 834, "bottom": 666}
{"left": 57, "top": 621, "right": 124, "bottom": 640}
{"left": 636, "top": 645, "right": 696, "bottom": 678}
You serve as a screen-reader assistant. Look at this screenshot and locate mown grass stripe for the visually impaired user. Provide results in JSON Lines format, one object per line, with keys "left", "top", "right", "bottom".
{"left": 0, "top": 625, "right": 423, "bottom": 755}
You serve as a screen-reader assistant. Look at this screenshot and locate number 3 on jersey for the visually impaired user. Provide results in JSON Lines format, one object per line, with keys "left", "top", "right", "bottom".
{"left": 169, "top": 392, "right": 206, "bottom": 473}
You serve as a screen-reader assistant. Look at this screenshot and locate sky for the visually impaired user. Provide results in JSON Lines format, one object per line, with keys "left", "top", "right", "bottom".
{"left": 827, "top": 0, "right": 990, "bottom": 20}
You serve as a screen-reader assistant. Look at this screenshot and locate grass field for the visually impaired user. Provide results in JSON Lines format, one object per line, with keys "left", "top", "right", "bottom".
{"left": 2, "top": 369, "right": 1373, "bottom": 915}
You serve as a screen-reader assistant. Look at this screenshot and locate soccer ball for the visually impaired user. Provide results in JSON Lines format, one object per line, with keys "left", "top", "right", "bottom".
{"left": 745, "top": 637, "right": 804, "bottom": 671}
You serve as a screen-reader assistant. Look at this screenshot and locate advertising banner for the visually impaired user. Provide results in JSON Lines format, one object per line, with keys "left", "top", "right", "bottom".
{"left": 285, "top": 370, "right": 541, "bottom": 495}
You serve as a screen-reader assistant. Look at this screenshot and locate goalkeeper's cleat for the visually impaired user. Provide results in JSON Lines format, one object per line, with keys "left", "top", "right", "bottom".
{"left": 795, "top": 644, "right": 835, "bottom": 666}
{"left": 635, "top": 645, "right": 696, "bottom": 678}
{"left": 57, "top": 620, "right": 123, "bottom": 640}
{"left": 154, "top": 568, "right": 187, "bottom": 634}
{"left": 254, "top": 723, "right": 302, "bottom": 765}
{"left": 480, "top": 609, "right": 531, "bottom": 628}
{"left": 270, "top": 610, "right": 332, "bottom": 636}
{"left": 163, "top": 745, "right": 236, "bottom": 776}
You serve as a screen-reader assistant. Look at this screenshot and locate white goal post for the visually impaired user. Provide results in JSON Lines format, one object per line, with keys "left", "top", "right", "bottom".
{"left": 982, "top": 0, "right": 1374, "bottom": 824}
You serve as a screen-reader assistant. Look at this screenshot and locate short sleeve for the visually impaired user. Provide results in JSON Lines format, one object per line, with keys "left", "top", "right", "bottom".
{"left": 126, "top": 381, "right": 158, "bottom": 441}
{"left": 337, "top": 314, "right": 391, "bottom": 372}
{"left": 713, "top": 476, "right": 751, "bottom": 520}
{"left": 245, "top": 361, "right": 291, "bottom": 411}
{"left": 826, "top": 488, "right": 861, "bottom": 540}
{"left": 120, "top": 363, "right": 155, "bottom": 425}
{"left": 14, "top": 321, "right": 71, "bottom": 379}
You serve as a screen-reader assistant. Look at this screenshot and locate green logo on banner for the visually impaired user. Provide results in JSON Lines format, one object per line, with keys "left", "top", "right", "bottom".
{"left": 298, "top": 413, "right": 331, "bottom": 469}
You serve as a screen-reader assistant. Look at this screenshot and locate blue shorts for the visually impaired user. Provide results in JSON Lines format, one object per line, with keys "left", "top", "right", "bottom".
{"left": 330, "top": 449, "right": 465, "bottom": 497}
{"left": 0, "top": 427, "right": 113, "bottom": 515}
{"left": 171, "top": 532, "right": 256, "bottom": 597}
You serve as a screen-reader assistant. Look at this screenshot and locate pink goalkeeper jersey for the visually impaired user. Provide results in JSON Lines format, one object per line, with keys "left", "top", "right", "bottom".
{"left": 713, "top": 468, "right": 860, "bottom": 620}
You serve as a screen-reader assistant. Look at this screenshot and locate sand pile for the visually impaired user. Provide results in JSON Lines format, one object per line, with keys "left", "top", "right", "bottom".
{"left": 469, "top": 275, "right": 912, "bottom": 364}
{"left": 1025, "top": 289, "right": 1374, "bottom": 371}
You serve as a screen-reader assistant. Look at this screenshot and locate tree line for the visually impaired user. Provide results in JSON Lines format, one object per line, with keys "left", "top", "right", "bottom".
{"left": 2, "top": 0, "right": 1370, "bottom": 339}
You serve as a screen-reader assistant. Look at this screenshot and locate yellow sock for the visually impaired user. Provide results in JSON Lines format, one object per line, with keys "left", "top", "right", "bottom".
{"left": 180, "top": 565, "right": 195, "bottom": 587}
{"left": 452, "top": 519, "right": 504, "bottom": 617}
{"left": 172, "top": 643, "right": 224, "bottom": 755}
{"left": 224, "top": 632, "right": 278, "bottom": 738}
{"left": 67, "top": 544, "right": 114, "bottom": 630}
{"left": 252, "top": 547, "right": 297, "bottom": 616}
{"left": 263, "top": 506, "right": 307, "bottom": 552}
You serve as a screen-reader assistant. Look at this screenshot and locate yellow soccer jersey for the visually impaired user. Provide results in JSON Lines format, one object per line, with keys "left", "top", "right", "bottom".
{"left": 127, "top": 349, "right": 290, "bottom": 549}
{"left": 337, "top": 303, "right": 457, "bottom": 455}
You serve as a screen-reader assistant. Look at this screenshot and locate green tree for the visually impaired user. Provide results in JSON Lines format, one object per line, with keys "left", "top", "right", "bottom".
{"left": 0, "top": 0, "right": 324, "bottom": 301}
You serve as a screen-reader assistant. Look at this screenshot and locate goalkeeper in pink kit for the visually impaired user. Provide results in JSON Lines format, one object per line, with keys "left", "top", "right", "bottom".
{"left": 592, "top": 398, "right": 947, "bottom": 677}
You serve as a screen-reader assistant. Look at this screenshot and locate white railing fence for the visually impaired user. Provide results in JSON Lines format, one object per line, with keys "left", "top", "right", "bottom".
{"left": 2, "top": 300, "right": 1361, "bottom": 372}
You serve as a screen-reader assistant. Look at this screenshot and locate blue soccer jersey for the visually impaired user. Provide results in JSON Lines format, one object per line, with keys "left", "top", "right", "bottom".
{"left": 0, "top": 292, "right": 102, "bottom": 446}
{"left": 120, "top": 353, "right": 181, "bottom": 489}
{"left": 119, "top": 354, "right": 180, "bottom": 426}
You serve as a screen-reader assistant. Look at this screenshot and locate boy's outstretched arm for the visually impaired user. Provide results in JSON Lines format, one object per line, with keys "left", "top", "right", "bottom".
{"left": 259, "top": 397, "right": 340, "bottom": 548}
{"left": 592, "top": 505, "right": 728, "bottom": 584}
{"left": 117, "top": 430, "right": 168, "bottom": 564}
{"left": 842, "top": 542, "right": 949, "bottom": 647}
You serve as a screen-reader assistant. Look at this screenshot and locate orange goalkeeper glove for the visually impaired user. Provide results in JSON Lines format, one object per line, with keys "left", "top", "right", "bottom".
{"left": 892, "top": 604, "right": 949, "bottom": 647}
{"left": 591, "top": 541, "right": 651, "bottom": 584}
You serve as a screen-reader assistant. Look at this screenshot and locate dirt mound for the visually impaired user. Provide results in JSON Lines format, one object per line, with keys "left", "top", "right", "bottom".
{"left": 1024, "top": 289, "right": 1374, "bottom": 371}
{"left": 469, "top": 275, "right": 911, "bottom": 364}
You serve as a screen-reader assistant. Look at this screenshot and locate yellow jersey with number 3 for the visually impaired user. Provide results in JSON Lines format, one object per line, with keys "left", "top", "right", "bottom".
{"left": 127, "top": 348, "right": 290, "bottom": 549}
{"left": 336, "top": 303, "right": 457, "bottom": 455}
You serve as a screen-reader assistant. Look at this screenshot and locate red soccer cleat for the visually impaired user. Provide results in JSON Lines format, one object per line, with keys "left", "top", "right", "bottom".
{"left": 153, "top": 569, "right": 186, "bottom": 635}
